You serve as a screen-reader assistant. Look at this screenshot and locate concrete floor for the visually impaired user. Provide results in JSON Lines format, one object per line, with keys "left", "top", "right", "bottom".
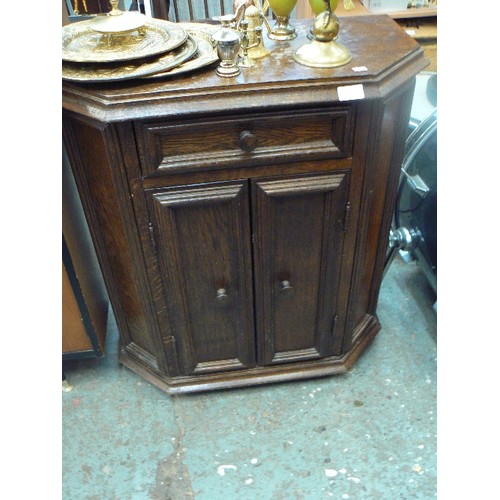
{"left": 62, "top": 256, "right": 437, "bottom": 499}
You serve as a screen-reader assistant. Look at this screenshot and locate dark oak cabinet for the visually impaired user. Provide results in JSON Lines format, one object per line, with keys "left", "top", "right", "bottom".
{"left": 62, "top": 16, "right": 427, "bottom": 393}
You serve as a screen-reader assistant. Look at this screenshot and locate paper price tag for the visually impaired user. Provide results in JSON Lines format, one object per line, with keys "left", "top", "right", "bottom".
{"left": 337, "top": 84, "right": 365, "bottom": 102}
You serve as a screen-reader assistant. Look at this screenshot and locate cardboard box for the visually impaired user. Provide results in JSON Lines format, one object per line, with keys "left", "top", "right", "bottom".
{"left": 360, "top": 0, "right": 437, "bottom": 14}
{"left": 360, "top": 0, "right": 408, "bottom": 13}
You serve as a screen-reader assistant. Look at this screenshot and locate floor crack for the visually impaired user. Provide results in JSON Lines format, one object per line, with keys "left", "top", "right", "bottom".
{"left": 148, "top": 399, "right": 195, "bottom": 500}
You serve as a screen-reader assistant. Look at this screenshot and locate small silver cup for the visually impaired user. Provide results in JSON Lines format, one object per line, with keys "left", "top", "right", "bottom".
{"left": 212, "top": 28, "right": 241, "bottom": 78}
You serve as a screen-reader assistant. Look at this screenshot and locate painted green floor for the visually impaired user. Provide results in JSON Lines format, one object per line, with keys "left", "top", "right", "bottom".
{"left": 62, "top": 256, "right": 437, "bottom": 499}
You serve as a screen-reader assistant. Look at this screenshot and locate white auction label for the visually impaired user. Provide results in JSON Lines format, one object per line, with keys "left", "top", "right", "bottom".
{"left": 337, "top": 84, "right": 365, "bottom": 101}
{"left": 352, "top": 66, "right": 368, "bottom": 72}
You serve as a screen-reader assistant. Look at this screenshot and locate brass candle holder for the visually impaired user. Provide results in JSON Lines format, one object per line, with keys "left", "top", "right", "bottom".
{"left": 293, "top": 0, "right": 351, "bottom": 68}
{"left": 238, "top": 20, "right": 256, "bottom": 68}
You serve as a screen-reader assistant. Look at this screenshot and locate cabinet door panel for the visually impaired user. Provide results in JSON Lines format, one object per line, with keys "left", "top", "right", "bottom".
{"left": 146, "top": 181, "right": 255, "bottom": 375}
{"left": 252, "top": 172, "right": 350, "bottom": 365}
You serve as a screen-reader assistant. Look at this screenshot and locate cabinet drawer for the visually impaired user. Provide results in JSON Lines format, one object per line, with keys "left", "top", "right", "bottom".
{"left": 135, "top": 108, "right": 355, "bottom": 176}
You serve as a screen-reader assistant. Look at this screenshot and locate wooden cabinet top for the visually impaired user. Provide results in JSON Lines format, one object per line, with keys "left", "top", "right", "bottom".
{"left": 62, "top": 15, "right": 427, "bottom": 122}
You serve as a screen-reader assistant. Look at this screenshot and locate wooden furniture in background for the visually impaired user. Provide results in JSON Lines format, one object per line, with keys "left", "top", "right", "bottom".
{"left": 62, "top": 149, "right": 109, "bottom": 360}
{"left": 62, "top": 239, "right": 107, "bottom": 359}
{"left": 150, "top": 0, "right": 232, "bottom": 21}
{"left": 296, "top": 0, "right": 437, "bottom": 19}
{"left": 62, "top": 15, "right": 427, "bottom": 393}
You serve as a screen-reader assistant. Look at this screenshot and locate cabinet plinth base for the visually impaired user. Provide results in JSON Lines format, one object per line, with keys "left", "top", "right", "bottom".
{"left": 118, "top": 315, "right": 381, "bottom": 395}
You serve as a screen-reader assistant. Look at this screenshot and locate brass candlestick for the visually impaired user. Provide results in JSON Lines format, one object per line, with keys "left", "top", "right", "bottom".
{"left": 238, "top": 20, "right": 256, "bottom": 68}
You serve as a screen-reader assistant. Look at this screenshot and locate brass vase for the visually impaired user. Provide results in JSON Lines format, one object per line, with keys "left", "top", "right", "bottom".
{"left": 293, "top": 0, "right": 351, "bottom": 68}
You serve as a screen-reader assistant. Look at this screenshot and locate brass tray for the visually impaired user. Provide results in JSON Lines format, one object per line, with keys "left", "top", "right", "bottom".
{"left": 62, "top": 17, "right": 188, "bottom": 63}
{"left": 62, "top": 35, "right": 198, "bottom": 82}
{"left": 143, "top": 23, "right": 219, "bottom": 79}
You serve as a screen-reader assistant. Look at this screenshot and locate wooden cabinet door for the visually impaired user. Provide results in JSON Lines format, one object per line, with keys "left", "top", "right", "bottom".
{"left": 252, "top": 171, "right": 351, "bottom": 365}
{"left": 146, "top": 180, "right": 255, "bottom": 375}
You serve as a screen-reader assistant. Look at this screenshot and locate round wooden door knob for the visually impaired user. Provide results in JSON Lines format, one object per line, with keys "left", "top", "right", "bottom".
{"left": 239, "top": 130, "right": 258, "bottom": 152}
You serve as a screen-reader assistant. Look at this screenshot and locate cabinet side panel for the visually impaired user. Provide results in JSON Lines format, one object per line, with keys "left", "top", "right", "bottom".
{"left": 345, "top": 81, "right": 416, "bottom": 347}
{"left": 367, "top": 83, "right": 416, "bottom": 312}
{"left": 63, "top": 116, "right": 160, "bottom": 366}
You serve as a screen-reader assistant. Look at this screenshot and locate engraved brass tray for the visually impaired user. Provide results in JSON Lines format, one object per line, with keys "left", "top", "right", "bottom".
{"left": 62, "top": 35, "right": 198, "bottom": 82}
{"left": 62, "top": 17, "right": 188, "bottom": 63}
{"left": 143, "top": 23, "right": 219, "bottom": 79}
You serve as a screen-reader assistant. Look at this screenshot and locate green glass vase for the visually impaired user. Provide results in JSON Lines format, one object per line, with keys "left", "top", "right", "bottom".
{"left": 268, "top": 0, "right": 298, "bottom": 17}
{"left": 308, "top": 0, "right": 340, "bottom": 15}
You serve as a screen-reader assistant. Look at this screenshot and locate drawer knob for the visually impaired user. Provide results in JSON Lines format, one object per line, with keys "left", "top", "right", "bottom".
{"left": 216, "top": 288, "right": 229, "bottom": 304}
{"left": 279, "top": 280, "right": 293, "bottom": 293}
{"left": 239, "top": 130, "right": 258, "bottom": 152}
